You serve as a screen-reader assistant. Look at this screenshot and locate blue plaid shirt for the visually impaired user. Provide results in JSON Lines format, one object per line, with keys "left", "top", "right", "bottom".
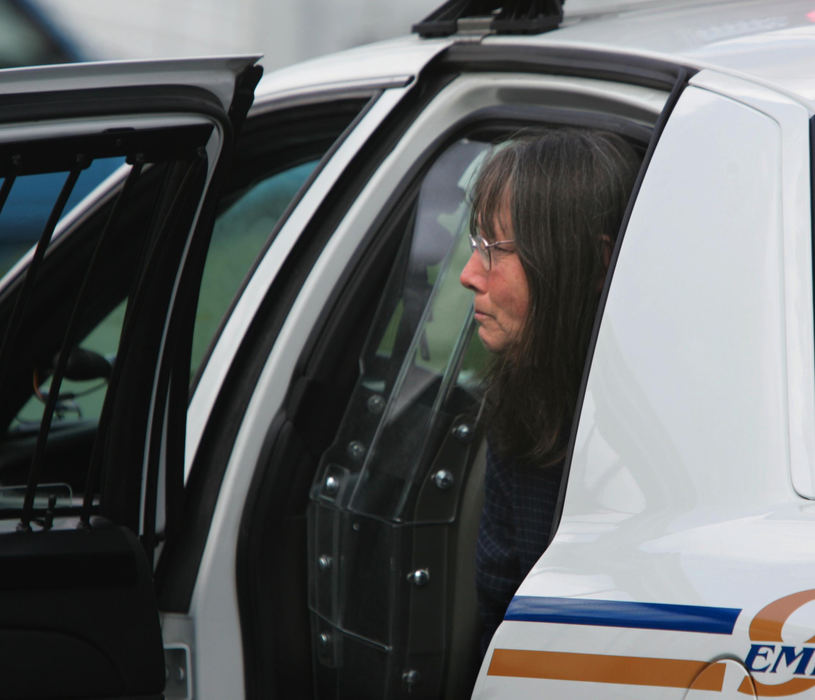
{"left": 475, "top": 444, "right": 564, "bottom": 656}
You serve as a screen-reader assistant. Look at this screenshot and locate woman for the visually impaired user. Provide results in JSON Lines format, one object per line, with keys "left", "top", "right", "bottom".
{"left": 459, "top": 129, "right": 641, "bottom": 653}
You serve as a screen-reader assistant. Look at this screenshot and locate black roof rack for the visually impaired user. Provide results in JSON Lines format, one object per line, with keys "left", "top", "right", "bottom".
{"left": 413, "top": 0, "right": 564, "bottom": 38}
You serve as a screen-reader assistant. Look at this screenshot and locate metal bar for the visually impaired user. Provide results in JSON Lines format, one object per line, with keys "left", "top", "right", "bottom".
{"left": 0, "top": 159, "right": 85, "bottom": 411}
{"left": 139, "top": 153, "right": 206, "bottom": 561}
{"left": 19, "top": 158, "right": 143, "bottom": 530}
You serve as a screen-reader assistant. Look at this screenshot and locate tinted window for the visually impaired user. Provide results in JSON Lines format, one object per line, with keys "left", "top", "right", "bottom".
{"left": 0, "top": 98, "right": 368, "bottom": 518}
{"left": 0, "top": 158, "right": 123, "bottom": 278}
{"left": 189, "top": 98, "right": 368, "bottom": 384}
{"left": 192, "top": 160, "right": 318, "bottom": 377}
{"left": 0, "top": 121, "right": 217, "bottom": 519}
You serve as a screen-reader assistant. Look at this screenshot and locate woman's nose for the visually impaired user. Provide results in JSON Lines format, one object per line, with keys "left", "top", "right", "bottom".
{"left": 460, "top": 249, "right": 487, "bottom": 292}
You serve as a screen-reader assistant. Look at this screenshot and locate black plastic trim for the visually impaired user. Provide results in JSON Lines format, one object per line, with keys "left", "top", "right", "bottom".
{"left": 0, "top": 84, "right": 225, "bottom": 126}
{"left": 445, "top": 103, "right": 653, "bottom": 143}
{"left": 413, "top": 0, "right": 563, "bottom": 37}
{"left": 811, "top": 116, "right": 815, "bottom": 405}
{"left": 0, "top": 123, "right": 212, "bottom": 177}
{"left": 437, "top": 43, "right": 697, "bottom": 91}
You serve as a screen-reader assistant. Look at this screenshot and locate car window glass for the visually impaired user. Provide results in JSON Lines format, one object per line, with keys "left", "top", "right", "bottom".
{"left": 187, "top": 96, "right": 370, "bottom": 386}
{"left": 191, "top": 160, "right": 317, "bottom": 377}
{"left": 8, "top": 160, "right": 321, "bottom": 431}
{"left": 2, "top": 100, "right": 367, "bottom": 516}
{"left": 13, "top": 299, "right": 125, "bottom": 429}
{"left": 0, "top": 118, "right": 219, "bottom": 524}
{"left": 309, "top": 137, "right": 490, "bottom": 696}
{"left": 0, "top": 157, "right": 124, "bottom": 277}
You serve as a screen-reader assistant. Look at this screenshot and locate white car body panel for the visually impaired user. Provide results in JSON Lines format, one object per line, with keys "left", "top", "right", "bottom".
{"left": 688, "top": 69, "right": 815, "bottom": 500}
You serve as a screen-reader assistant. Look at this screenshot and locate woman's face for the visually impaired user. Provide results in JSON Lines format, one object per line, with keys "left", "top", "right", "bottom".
{"left": 459, "top": 202, "right": 530, "bottom": 353}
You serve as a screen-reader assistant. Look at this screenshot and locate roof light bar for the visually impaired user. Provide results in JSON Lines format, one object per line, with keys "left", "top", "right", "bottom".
{"left": 413, "top": 0, "right": 564, "bottom": 38}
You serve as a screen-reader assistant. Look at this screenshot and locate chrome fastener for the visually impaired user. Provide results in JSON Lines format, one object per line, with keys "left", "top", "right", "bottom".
{"left": 408, "top": 568, "right": 430, "bottom": 587}
{"left": 452, "top": 423, "right": 472, "bottom": 442}
{"left": 402, "top": 669, "right": 421, "bottom": 687}
{"left": 432, "top": 469, "right": 454, "bottom": 490}
{"left": 367, "top": 394, "right": 385, "bottom": 414}
{"left": 347, "top": 440, "right": 366, "bottom": 461}
{"left": 324, "top": 475, "right": 340, "bottom": 496}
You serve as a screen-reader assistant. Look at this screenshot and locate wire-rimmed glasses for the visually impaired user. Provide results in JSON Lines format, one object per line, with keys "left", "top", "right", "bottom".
{"left": 468, "top": 233, "right": 516, "bottom": 271}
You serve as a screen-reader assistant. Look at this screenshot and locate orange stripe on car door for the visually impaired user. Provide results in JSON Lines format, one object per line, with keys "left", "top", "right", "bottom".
{"left": 488, "top": 649, "right": 725, "bottom": 691}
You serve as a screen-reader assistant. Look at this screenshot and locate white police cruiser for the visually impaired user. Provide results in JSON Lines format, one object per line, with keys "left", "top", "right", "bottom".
{"left": 0, "top": 1, "right": 814, "bottom": 698}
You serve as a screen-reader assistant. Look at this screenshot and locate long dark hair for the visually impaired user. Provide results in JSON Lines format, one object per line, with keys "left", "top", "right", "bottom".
{"left": 470, "top": 129, "right": 641, "bottom": 466}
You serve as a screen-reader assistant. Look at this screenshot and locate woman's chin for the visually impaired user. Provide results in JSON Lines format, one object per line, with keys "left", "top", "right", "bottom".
{"left": 478, "top": 326, "right": 507, "bottom": 354}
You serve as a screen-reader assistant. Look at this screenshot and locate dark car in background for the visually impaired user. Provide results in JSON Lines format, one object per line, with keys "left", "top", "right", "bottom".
{"left": 0, "top": 0, "right": 83, "bottom": 68}
{"left": 0, "top": 0, "right": 119, "bottom": 276}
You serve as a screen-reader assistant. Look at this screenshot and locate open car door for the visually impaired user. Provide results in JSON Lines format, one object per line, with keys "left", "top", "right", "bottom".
{"left": 0, "top": 56, "right": 260, "bottom": 699}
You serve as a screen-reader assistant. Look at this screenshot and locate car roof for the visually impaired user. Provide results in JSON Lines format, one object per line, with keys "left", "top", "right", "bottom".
{"left": 550, "top": 0, "right": 815, "bottom": 100}
{"left": 254, "top": 0, "right": 815, "bottom": 109}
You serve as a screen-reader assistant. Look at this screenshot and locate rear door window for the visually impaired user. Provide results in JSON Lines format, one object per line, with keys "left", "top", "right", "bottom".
{"left": 5, "top": 97, "right": 369, "bottom": 462}
{"left": 192, "top": 98, "right": 368, "bottom": 382}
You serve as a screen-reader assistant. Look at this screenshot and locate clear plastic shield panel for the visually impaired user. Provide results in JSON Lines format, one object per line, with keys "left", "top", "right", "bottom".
{"left": 309, "top": 137, "right": 491, "bottom": 698}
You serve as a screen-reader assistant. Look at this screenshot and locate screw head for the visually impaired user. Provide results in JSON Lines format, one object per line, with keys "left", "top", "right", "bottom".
{"left": 324, "top": 475, "right": 340, "bottom": 496}
{"left": 408, "top": 568, "right": 430, "bottom": 587}
{"left": 452, "top": 423, "right": 472, "bottom": 442}
{"left": 318, "top": 555, "right": 333, "bottom": 571}
{"left": 319, "top": 631, "right": 332, "bottom": 648}
{"left": 367, "top": 394, "right": 385, "bottom": 414}
{"left": 347, "top": 440, "right": 366, "bottom": 461}
{"left": 402, "top": 669, "right": 421, "bottom": 686}
{"left": 432, "top": 469, "right": 454, "bottom": 490}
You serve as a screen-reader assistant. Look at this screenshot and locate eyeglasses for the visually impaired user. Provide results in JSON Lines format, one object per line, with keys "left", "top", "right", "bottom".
{"left": 468, "top": 233, "right": 516, "bottom": 271}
